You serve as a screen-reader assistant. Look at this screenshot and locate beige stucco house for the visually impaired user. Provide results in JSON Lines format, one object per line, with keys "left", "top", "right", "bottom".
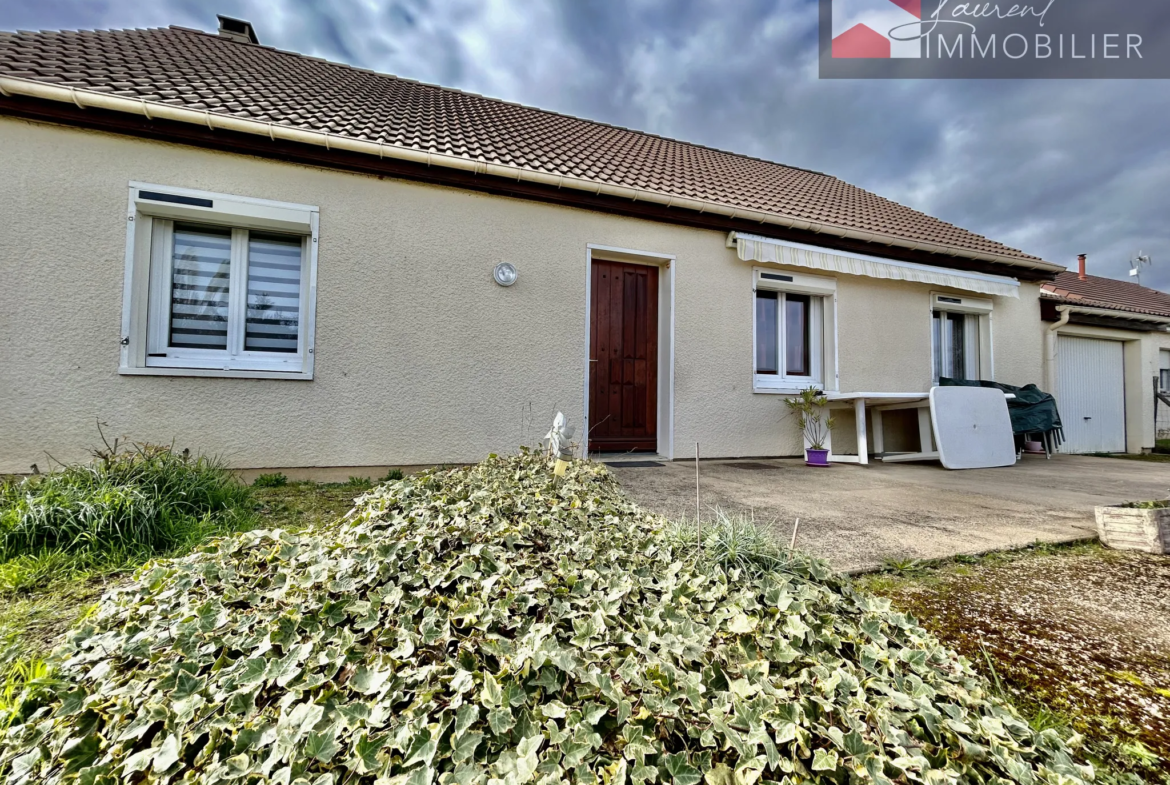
{"left": 0, "top": 18, "right": 1070, "bottom": 474}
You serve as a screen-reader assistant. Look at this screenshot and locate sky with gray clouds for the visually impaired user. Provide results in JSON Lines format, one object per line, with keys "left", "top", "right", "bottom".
{"left": 7, "top": 1, "right": 1170, "bottom": 289}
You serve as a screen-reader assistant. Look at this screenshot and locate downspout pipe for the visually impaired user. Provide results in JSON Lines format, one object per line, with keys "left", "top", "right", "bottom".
{"left": 1045, "top": 305, "right": 1071, "bottom": 394}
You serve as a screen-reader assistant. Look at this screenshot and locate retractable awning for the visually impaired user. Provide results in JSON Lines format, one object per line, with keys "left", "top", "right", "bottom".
{"left": 728, "top": 232, "right": 1020, "bottom": 298}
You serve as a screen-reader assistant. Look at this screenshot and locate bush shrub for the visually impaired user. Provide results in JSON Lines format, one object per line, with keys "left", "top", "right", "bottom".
{"left": 0, "top": 452, "right": 1090, "bottom": 784}
{"left": 252, "top": 473, "right": 289, "bottom": 488}
{"left": 0, "top": 443, "right": 253, "bottom": 564}
{"left": 380, "top": 468, "right": 405, "bottom": 482}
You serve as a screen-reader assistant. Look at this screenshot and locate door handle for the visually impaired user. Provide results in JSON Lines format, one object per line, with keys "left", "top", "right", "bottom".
{"left": 1083, "top": 416, "right": 1092, "bottom": 420}
{"left": 589, "top": 359, "right": 599, "bottom": 363}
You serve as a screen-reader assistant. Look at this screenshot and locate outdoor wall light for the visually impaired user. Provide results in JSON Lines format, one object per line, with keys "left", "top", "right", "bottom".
{"left": 493, "top": 262, "right": 518, "bottom": 287}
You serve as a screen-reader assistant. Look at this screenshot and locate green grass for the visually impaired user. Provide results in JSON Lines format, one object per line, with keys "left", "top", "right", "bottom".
{"left": 251, "top": 472, "right": 288, "bottom": 488}
{"left": 1091, "top": 450, "right": 1170, "bottom": 463}
{"left": 0, "top": 442, "right": 253, "bottom": 566}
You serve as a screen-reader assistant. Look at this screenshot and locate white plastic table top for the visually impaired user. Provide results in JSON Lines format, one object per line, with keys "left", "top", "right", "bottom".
{"left": 929, "top": 386, "right": 1017, "bottom": 469}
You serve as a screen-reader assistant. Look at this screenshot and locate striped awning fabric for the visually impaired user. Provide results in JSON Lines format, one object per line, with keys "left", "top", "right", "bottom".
{"left": 729, "top": 232, "right": 1020, "bottom": 299}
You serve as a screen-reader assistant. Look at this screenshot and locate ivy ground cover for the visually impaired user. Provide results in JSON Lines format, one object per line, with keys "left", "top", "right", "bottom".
{"left": 0, "top": 453, "right": 1092, "bottom": 784}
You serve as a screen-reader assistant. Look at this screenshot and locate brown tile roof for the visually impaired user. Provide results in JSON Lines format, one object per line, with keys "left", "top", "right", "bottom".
{"left": 0, "top": 25, "right": 1049, "bottom": 269}
{"left": 1042, "top": 271, "right": 1170, "bottom": 318}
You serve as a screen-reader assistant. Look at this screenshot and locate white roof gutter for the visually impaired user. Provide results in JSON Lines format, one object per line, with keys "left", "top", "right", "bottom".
{"left": 0, "top": 74, "right": 1063, "bottom": 276}
{"left": 1053, "top": 302, "right": 1170, "bottom": 328}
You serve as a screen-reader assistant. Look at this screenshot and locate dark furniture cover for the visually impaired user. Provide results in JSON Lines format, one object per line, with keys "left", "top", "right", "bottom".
{"left": 938, "top": 378, "right": 1064, "bottom": 448}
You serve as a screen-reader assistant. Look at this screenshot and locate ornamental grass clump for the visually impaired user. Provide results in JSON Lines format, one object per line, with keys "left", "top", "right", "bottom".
{"left": 0, "top": 441, "right": 253, "bottom": 564}
{"left": 0, "top": 451, "right": 1091, "bottom": 785}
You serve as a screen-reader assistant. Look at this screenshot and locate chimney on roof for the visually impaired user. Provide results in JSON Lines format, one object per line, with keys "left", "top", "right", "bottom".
{"left": 217, "top": 15, "right": 259, "bottom": 45}
{"left": 1077, "top": 253, "right": 1087, "bottom": 281}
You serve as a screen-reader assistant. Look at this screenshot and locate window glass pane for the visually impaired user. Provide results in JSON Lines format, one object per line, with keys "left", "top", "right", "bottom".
{"left": 170, "top": 224, "right": 231, "bottom": 350}
{"left": 948, "top": 312, "right": 966, "bottom": 380}
{"left": 246, "top": 233, "right": 303, "bottom": 353}
{"left": 932, "top": 311, "right": 943, "bottom": 380}
{"left": 785, "top": 294, "right": 811, "bottom": 376}
{"left": 755, "top": 291, "right": 779, "bottom": 374}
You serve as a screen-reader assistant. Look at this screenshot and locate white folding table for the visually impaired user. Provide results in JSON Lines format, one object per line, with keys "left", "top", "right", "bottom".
{"left": 822, "top": 392, "right": 933, "bottom": 465}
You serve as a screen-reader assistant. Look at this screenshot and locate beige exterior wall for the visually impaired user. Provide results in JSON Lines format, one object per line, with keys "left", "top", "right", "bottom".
{"left": 0, "top": 117, "right": 1046, "bottom": 472}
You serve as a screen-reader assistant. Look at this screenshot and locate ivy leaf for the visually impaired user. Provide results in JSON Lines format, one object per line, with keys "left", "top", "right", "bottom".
{"left": 238, "top": 657, "right": 268, "bottom": 686}
{"left": 455, "top": 703, "right": 480, "bottom": 737}
{"left": 62, "top": 734, "right": 100, "bottom": 774}
{"left": 404, "top": 728, "right": 439, "bottom": 768}
{"left": 812, "top": 748, "right": 839, "bottom": 771}
{"left": 451, "top": 669, "right": 475, "bottom": 694}
{"left": 153, "top": 733, "right": 181, "bottom": 773}
{"left": 488, "top": 707, "right": 516, "bottom": 736}
{"left": 304, "top": 730, "right": 341, "bottom": 762}
{"left": 704, "top": 763, "right": 733, "bottom": 785}
{"left": 481, "top": 673, "right": 503, "bottom": 706}
{"left": 172, "top": 672, "right": 205, "bottom": 700}
{"left": 352, "top": 732, "right": 386, "bottom": 773}
{"left": 632, "top": 763, "right": 659, "bottom": 784}
{"left": 662, "top": 753, "right": 702, "bottom": 785}
{"left": 515, "top": 735, "right": 544, "bottom": 782}
{"left": 841, "top": 730, "right": 875, "bottom": 758}
{"left": 352, "top": 664, "right": 390, "bottom": 695}
{"left": 727, "top": 614, "right": 756, "bottom": 634}
{"left": 452, "top": 731, "right": 483, "bottom": 763}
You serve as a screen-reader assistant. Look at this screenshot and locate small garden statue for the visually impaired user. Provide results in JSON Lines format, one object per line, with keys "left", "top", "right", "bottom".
{"left": 544, "top": 412, "right": 576, "bottom": 476}
{"left": 784, "top": 387, "right": 835, "bottom": 466}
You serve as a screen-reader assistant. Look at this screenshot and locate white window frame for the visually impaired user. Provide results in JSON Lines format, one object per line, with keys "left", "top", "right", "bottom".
{"left": 1159, "top": 349, "right": 1170, "bottom": 391}
{"left": 752, "top": 269, "right": 838, "bottom": 393}
{"left": 120, "top": 183, "right": 319, "bottom": 379}
{"left": 930, "top": 292, "right": 993, "bottom": 384}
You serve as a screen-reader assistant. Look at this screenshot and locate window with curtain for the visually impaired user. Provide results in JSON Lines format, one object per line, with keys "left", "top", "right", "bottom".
{"left": 755, "top": 289, "right": 823, "bottom": 385}
{"left": 932, "top": 310, "right": 979, "bottom": 382}
{"left": 245, "top": 233, "right": 303, "bottom": 353}
{"left": 169, "top": 224, "right": 232, "bottom": 350}
{"left": 146, "top": 219, "right": 307, "bottom": 372}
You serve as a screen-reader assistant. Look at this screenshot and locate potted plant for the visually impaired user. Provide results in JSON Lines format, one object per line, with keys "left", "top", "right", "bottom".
{"left": 784, "top": 387, "right": 835, "bottom": 467}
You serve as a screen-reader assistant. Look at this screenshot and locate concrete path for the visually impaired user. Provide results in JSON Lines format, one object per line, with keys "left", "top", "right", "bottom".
{"left": 608, "top": 455, "right": 1170, "bottom": 573}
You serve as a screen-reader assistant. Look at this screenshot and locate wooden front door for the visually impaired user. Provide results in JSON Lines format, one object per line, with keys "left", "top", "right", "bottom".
{"left": 589, "top": 260, "right": 658, "bottom": 452}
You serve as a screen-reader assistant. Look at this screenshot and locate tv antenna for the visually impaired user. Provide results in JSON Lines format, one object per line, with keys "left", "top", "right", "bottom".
{"left": 1129, "top": 251, "right": 1153, "bottom": 285}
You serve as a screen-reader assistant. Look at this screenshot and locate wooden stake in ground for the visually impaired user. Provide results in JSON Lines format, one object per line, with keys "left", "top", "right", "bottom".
{"left": 789, "top": 518, "right": 801, "bottom": 551}
{"left": 694, "top": 442, "right": 700, "bottom": 525}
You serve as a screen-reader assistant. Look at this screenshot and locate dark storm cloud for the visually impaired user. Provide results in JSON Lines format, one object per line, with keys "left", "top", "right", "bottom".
{"left": 6, "top": 0, "right": 1170, "bottom": 288}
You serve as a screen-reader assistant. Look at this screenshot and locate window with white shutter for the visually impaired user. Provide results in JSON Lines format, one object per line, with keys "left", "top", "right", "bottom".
{"left": 121, "top": 184, "right": 318, "bottom": 379}
{"left": 752, "top": 269, "right": 837, "bottom": 392}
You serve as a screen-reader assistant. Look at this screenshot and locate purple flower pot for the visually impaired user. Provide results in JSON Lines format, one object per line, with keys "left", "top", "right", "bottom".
{"left": 805, "top": 448, "right": 830, "bottom": 467}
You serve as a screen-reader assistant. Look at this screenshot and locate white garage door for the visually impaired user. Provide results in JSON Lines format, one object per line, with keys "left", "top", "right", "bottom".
{"left": 1057, "top": 335, "right": 1126, "bottom": 453}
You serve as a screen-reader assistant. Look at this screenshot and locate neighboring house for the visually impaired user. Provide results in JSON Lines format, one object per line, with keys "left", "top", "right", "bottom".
{"left": 0, "top": 18, "right": 1066, "bottom": 473}
{"left": 1040, "top": 256, "right": 1170, "bottom": 454}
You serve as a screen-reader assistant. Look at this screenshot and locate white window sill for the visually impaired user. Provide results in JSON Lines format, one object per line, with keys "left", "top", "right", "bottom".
{"left": 119, "top": 366, "right": 313, "bottom": 381}
{"left": 753, "top": 385, "right": 834, "bottom": 395}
